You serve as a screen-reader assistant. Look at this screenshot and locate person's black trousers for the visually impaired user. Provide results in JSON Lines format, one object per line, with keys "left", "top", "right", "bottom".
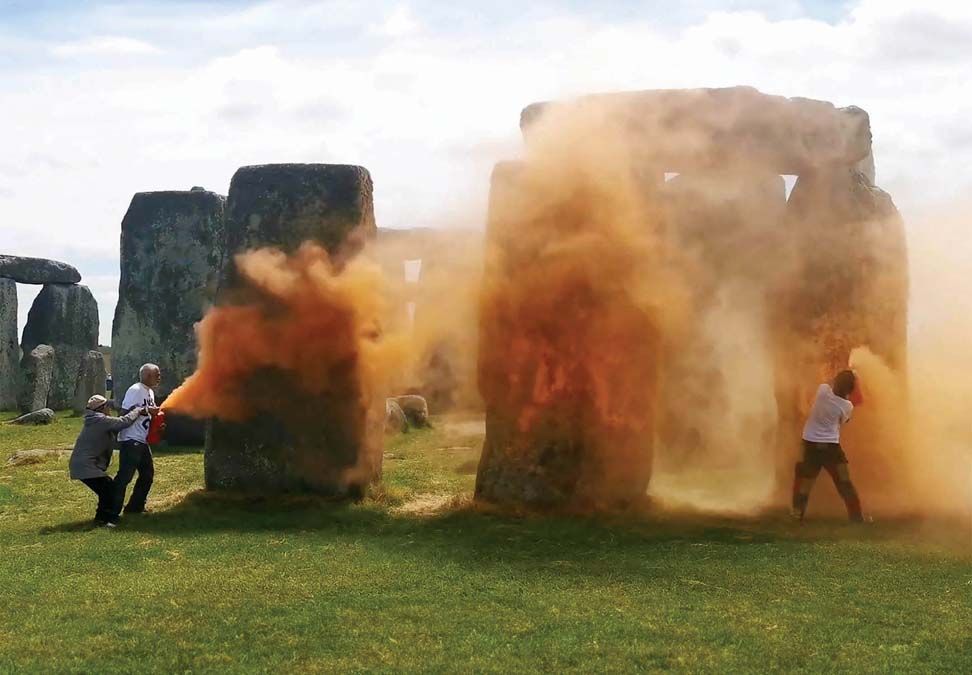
{"left": 115, "top": 441, "right": 154, "bottom": 514}
{"left": 80, "top": 476, "right": 119, "bottom": 524}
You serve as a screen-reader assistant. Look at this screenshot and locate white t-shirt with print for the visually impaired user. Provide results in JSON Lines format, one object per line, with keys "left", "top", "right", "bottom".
{"left": 802, "top": 384, "right": 853, "bottom": 443}
{"left": 117, "top": 382, "right": 155, "bottom": 443}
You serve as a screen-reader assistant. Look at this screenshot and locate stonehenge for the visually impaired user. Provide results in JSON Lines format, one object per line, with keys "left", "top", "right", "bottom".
{"left": 0, "top": 86, "right": 907, "bottom": 514}
{"left": 1, "top": 254, "right": 98, "bottom": 414}
{"left": 476, "top": 86, "right": 907, "bottom": 510}
{"left": 204, "top": 163, "right": 381, "bottom": 496}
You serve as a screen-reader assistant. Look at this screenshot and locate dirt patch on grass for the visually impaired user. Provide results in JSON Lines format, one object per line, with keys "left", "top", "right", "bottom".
{"left": 454, "top": 460, "right": 479, "bottom": 475}
{"left": 440, "top": 419, "right": 485, "bottom": 437}
{"left": 392, "top": 493, "right": 455, "bottom": 516}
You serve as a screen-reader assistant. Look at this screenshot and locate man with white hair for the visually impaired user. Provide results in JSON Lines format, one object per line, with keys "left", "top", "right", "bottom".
{"left": 115, "top": 363, "right": 162, "bottom": 515}
{"left": 69, "top": 395, "right": 146, "bottom": 526}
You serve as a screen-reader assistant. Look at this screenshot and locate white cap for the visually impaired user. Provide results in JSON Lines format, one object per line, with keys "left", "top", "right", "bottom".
{"left": 86, "top": 394, "right": 109, "bottom": 411}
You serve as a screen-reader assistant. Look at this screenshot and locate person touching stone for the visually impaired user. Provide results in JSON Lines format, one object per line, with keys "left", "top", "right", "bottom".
{"left": 69, "top": 395, "right": 146, "bottom": 527}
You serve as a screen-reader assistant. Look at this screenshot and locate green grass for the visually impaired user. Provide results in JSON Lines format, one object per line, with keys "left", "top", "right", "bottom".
{"left": 1, "top": 412, "right": 970, "bottom": 673}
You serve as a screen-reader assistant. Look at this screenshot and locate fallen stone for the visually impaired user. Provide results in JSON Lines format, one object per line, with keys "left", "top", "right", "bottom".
{"left": 18, "top": 344, "right": 54, "bottom": 413}
{"left": 71, "top": 350, "right": 106, "bottom": 414}
{"left": 8, "top": 408, "right": 55, "bottom": 425}
{"left": 520, "top": 87, "right": 872, "bottom": 175}
{"left": 111, "top": 189, "right": 225, "bottom": 401}
{"left": 394, "top": 394, "right": 430, "bottom": 428}
{"left": 21, "top": 284, "right": 98, "bottom": 410}
{"left": 205, "top": 163, "right": 381, "bottom": 496}
{"left": 0, "top": 278, "right": 17, "bottom": 410}
{"left": 6, "top": 446, "right": 71, "bottom": 466}
{"left": 0, "top": 255, "right": 81, "bottom": 285}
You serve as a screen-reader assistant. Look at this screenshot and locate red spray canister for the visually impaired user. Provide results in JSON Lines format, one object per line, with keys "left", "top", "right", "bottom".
{"left": 849, "top": 375, "right": 864, "bottom": 407}
{"left": 147, "top": 410, "right": 166, "bottom": 445}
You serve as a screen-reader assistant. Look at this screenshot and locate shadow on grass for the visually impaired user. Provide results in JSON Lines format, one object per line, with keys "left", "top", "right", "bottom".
{"left": 40, "top": 519, "right": 111, "bottom": 533}
{"left": 40, "top": 489, "right": 969, "bottom": 582}
{"left": 154, "top": 444, "right": 204, "bottom": 456}
{"left": 111, "top": 487, "right": 926, "bottom": 547}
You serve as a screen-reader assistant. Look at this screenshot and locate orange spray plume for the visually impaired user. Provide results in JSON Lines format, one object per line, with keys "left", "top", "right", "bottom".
{"left": 163, "top": 242, "right": 407, "bottom": 423}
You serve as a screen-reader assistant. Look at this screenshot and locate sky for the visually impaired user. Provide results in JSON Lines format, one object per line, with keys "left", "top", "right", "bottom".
{"left": 1, "top": 0, "right": 971, "bottom": 345}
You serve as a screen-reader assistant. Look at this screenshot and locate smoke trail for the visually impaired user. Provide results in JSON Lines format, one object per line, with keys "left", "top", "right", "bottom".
{"left": 477, "top": 101, "right": 691, "bottom": 508}
{"left": 369, "top": 229, "right": 484, "bottom": 413}
{"left": 163, "top": 243, "right": 408, "bottom": 425}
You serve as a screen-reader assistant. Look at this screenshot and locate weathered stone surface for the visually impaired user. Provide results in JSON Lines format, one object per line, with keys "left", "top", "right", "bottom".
{"left": 8, "top": 408, "right": 55, "bottom": 425}
{"left": 205, "top": 163, "right": 380, "bottom": 495}
{"left": 21, "top": 284, "right": 98, "bottom": 410}
{"left": 110, "top": 189, "right": 226, "bottom": 407}
{"left": 18, "top": 344, "right": 54, "bottom": 413}
{"left": 385, "top": 398, "right": 408, "bottom": 433}
{"left": 784, "top": 168, "right": 907, "bottom": 373}
{"left": 221, "top": 164, "right": 376, "bottom": 285}
{"left": 521, "top": 87, "right": 871, "bottom": 174}
{"left": 777, "top": 167, "right": 909, "bottom": 511}
{"left": 0, "top": 255, "right": 81, "bottom": 284}
{"left": 475, "top": 161, "right": 659, "bottom": 510}
{"left": 71, "top": 350, "right": 106, "bottom": 414}
{"left": 0, "top": 278, "right": 17, "bottom": 410}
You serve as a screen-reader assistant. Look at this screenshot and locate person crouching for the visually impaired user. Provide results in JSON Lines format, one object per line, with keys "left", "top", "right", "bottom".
{"left": 68, "top": 395, "right": 146, "bottom": 527}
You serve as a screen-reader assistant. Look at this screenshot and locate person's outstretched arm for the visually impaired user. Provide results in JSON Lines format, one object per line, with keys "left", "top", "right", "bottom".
{"left": 102, "top": 406, "right": 145, "bottom": 431}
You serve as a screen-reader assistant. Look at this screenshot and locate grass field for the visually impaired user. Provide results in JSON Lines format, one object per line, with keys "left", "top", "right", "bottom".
{"left": 1, "top": 411, "right": 970, "bottom": 673}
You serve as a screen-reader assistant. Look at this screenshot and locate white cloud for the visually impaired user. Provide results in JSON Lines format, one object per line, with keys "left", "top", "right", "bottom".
{"left": 2, "top": 0, "right": 972, "bottom": 344}
{"left": 50, "top": 36, "right": 161, "bottom": 57}
{"left": 369, "top": 4, "right": 421, "bottom": 38}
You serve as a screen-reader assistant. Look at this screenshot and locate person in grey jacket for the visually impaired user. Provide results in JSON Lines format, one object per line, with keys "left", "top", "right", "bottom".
{"left": 69, "top": 395, "right": 146, "bottom": 526}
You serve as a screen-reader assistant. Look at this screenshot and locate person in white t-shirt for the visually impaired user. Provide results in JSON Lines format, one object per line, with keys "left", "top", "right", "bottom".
{"left": 791, "top": 369, "right": 865, "bottom": 522}
{"left": 114, "top": 363, "right": 162, "bottom": 515}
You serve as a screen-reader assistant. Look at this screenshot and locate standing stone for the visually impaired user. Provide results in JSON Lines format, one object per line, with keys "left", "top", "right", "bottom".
{"left": 475, "top": 161, "right": 660, "bottom": 510}
{"left": 111, "top": 189, "right": 226, "bottom": 443}
{"left": 21, "top": 284, "right": 98, "bottom": 410}
{"left": 17, "top": 344, "right": 54, "bottom": 413}
{"left": 205, "top": 164, "right": 379, "bottom": 495}
{"left": 72, "top": 350, "right": 106, "bottom": 413}
{"left": 0, "top": 255, "right": 81, "bottom": 285}
{"left": 0, "top": 278, "right": 17, "bottom": 410}
{"left": 779, "top": 167, "right": 909, "bottom": 510}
